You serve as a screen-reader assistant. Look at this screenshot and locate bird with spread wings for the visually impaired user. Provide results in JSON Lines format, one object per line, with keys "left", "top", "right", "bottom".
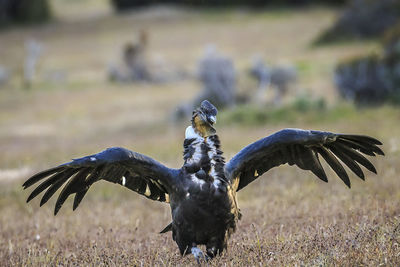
{"left": 24, "top": 100, "right": 384, "bottom": 262}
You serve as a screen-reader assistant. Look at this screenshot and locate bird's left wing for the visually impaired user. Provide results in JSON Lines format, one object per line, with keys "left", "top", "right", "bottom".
{"left": 225, "top": 128, "right": 384, "bottom": 191}
{"left": 23, "top": 147, "right": 178, "bottom": 215}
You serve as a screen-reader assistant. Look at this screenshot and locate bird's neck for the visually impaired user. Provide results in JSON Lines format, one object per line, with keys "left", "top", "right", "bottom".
{"left": 183, "top": 126, "right": 226, "bottom": 182}
{"left": 192, "top": 114, "right": 215, "bottom": 138}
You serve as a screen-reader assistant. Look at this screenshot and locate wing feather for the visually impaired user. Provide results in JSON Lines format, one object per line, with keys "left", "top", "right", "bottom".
{"left": 336, "top": 138, "right": 384, "bottom": 156}
{"left": 225, "top": 128, "right": 383, "bottom": 191}
{"left": 73, "top": 189, "right": 89, "bottom": 211}
{"left": 54, "top": 168, "right": 92, "bottom": 215}
{"left": 306, "top": 150, "right": 328, "bottom": 183}
{"left": 339, "top": 134, "right": 382, "bottom": 145}
{"left": 24, "top": 147, "right": 177, "bottom": 215}
{"left": 27, "top": 171, "right": 64, "bottom": 203}
{"left": 315, "top": 146, "right": 350, "bottom": 188}
{"left": 40, "top": 169, "right": 79, "bottom": 207}
{"left": 334, "top": 142, "right": 377, "bottom": 173}
{"left": 327, "top": 144, "right": 365, "bottom": 180}
{"left": 23, "top": 166, "right": 66, "bottom": 189}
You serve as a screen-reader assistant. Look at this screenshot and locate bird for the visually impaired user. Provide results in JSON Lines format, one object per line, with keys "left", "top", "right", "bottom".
{"left": 23, "top": 100, "right": 384, "bottom": 263}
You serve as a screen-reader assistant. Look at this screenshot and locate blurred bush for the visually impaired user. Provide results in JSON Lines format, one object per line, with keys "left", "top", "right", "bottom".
{"left": 335, "top": 55, "right": 391, "bottom": 105}
{"left": 111, "top": 0, "right": 345, "bottom": 11}
{"left": 334, "top": 24, "right": 400, "bottom": 105}
{"left": 0, "top": 0, "right": 51, "bottom": 26}
{"left": 220, "top": 95, "right": 327, "bottom": 126}
{"left": 315, "top": 0, "right": 400, "bottom": 44}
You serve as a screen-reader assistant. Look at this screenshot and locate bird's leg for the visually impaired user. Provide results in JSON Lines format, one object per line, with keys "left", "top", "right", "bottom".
{"left": 191, "top": 245, "right": 209, "bottom": 264}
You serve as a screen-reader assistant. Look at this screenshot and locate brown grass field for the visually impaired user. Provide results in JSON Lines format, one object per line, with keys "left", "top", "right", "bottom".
{"left": 0, "top": 2, "right": 399, "bottom": 266}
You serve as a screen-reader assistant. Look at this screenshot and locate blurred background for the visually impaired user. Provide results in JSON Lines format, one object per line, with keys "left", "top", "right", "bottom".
{"left": 0, "top": 0, "right": 399, "bottom": 265}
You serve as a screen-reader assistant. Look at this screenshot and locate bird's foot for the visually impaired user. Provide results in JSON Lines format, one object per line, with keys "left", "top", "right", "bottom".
{"left": 191, "top": 247, "right": 209, "bottom": 264}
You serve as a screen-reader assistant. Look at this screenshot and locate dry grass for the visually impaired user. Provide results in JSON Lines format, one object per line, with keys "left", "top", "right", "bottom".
{"left": 0, "top": 3, "right": 399, "bottom": 266}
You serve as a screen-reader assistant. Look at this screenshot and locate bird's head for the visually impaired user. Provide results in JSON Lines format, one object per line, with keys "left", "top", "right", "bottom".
{"left": 191, "top": 100, "right": 218, "bottom": 137}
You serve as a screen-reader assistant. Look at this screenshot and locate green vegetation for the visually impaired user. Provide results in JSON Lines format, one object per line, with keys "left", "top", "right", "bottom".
{"left": 218, "top": 96, "right": 375, "bottom": 126}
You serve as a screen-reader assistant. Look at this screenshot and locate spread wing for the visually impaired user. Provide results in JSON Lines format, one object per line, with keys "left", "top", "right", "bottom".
{"left": 23, "top": 147, "right": 178, "bottom": 215}
{"left": 225, "top": 128, "right": 384, "bottom": 191}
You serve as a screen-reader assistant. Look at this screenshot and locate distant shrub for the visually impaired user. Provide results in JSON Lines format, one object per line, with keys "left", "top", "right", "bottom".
{"left": 335, "top": 55, "right": 392, "bottom": 105}
{"left": 219, "top": 96, "right": 327, "bottom": 126}
{"left": 292, "top": 94, "right": 326, "bottom": 112}
{"left": 110, "top": 0, "right": 345, "bottom": 11}
{"left": 0, "top": 0, "right": 51, "bottom": 27}
{"left": 334, "top": 24, "right": 400, "bottom": 105}
{"left": 383, "top": 23, "right": 400, "bottom": 66}
{"left": 111, "top": 0, "right": 153, "bottom": 11}
{"left": 315, "top": 0, "right": 400, "bottom": 44}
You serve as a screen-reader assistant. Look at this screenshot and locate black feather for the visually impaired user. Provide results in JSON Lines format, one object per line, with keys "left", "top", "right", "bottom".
{"left": 40, "top": 169, "right": 78, "bottom": 207}
{"left": 73, "top": 189, "right": 89, "bottom": 211}
{"left": 160, "top": 223, "right": 172, "bottom": 234}
{"left": 340, "top": 137, "right": 384, "bottom": 156}
{"left": 336, "top": 138, "right": 379, "bottom": 156}
{"left": 327, "top": 144, "right": 365, "bottom": 180}
{"left": 54, "top": 168, "right": 91, "bottom": 215}
{"left": 335, "top": 142, "right": 377, "bottom": 174}
{"left": 316, "top": 146, "right": 351, "bottom": 188}
{"left": 23, "top": 166, "right": 65, "bottom": 189}
{"left": 339, "top": 134, "right": 382, "bottom": 145}
{"left": 84, "top": 165, "right": 104, "bottom": 185}
{"left": 27, "top": 172, "right": 63, "bottom": 203}
{"left": 308, "top": 151, "right": 328, "bottom": 182}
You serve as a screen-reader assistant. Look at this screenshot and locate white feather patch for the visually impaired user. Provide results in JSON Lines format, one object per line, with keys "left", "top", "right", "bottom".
{"left": 186, "top": 140, "right": 203, "bottom": 165}
{"left": 185, "top": 126, "right": 204, "bottom": 165}
{"left": 191, "top": 174, "right": 205, "bottom": 186}
{"left": 90, "top": 157, "right": 96, "bottom": 161}
{"left": 207, "top": 138, "right": 217, "bottom": 159}
{"left": 206, "top": 137, "right": 222, "bottom": 189}
{"left": 144, "top": 184, "right": 151, "bottom": 197}
{"left": 213, "top": 179, "right": 221, "bottom": 188}
{"left": 121, "top": 176, "right": 126, "bottom": 186}
{"left": 185, "top": 126, "right": 202, "bottom": 139}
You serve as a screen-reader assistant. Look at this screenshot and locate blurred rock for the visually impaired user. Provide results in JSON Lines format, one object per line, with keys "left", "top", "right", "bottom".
{"left": 316, "top": 0, "right": 400, "bottom": 44}
{"left": 196, "top": 46, "right": 236, "bottom": 108}
{"left": 250, "top": 57, "right": 297, "bottom": 106}
{"left": 24, "top": 39, "right": 43, "bottom": 88}
{"left": 173, "top": 46, "right": 237, "bottom": 121}
{"left": 0, "top": 65, "right": 10, "bottom": 86}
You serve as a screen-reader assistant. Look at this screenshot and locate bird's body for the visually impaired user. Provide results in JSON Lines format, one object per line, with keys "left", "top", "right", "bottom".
{"left": 23, "top": 100, "right": 384, "bottom": 262}
{"left": 169, "top": 126, "right": 239, "bottom": 257}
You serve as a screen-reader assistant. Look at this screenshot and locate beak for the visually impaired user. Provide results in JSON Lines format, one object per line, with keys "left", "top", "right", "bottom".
{"left": 209, "top": 115, "right": 217, "bottom": 124}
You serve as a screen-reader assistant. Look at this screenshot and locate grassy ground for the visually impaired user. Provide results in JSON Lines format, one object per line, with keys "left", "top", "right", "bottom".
{"left": 0, "top": 2, "right": 399, "bottom": 266}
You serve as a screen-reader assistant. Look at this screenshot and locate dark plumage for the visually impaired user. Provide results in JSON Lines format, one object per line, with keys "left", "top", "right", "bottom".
{"left": 23, "top": 100, "right": 384, "bottom": 263}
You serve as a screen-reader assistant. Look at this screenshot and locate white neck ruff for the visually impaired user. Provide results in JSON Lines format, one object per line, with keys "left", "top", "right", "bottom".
{"left": 185, "top": 126, "right": 203, "bottom": 140}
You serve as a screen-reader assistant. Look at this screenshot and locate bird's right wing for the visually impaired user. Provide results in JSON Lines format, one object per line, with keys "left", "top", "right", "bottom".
{"left": 23, "top": 147, "right": 179, "bottom": 215}
{"left": 225, "top": 128, "right": 384, "bottom": 191}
